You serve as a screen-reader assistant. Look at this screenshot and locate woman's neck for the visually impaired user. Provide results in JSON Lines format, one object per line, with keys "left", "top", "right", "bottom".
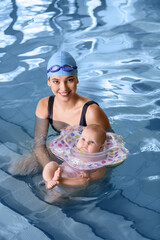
{"left": 54, "top": 93, "right": 80, "bottom": 111}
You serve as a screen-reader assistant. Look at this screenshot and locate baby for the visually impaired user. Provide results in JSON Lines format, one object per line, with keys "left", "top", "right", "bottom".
{"left": 43, "top": 124, "right": 107, "bottom": 189}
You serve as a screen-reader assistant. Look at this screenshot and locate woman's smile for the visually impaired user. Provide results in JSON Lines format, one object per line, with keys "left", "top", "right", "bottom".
{"left": 58, "top": 91, "right": 71, "bottom": 97}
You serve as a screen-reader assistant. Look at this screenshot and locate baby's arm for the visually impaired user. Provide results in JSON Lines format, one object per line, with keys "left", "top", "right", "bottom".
{"left": 59, "top": 175, "right": 90, "bottom": 186}
{"left": 88, "top": 167, "right": 106, "bottom": 181}
{"left": 61, "top": 168, "right": 106, "bottom": 186}
{"left": 43, "top": 162, "right": 61, "bottom": 189}
{"left": 60, "top": 168, "right": 106, "bottom": 186}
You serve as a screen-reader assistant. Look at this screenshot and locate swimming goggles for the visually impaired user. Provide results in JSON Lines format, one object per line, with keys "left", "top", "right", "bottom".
{"left": 47, "top": 64, "right": 77, "bottom": 73}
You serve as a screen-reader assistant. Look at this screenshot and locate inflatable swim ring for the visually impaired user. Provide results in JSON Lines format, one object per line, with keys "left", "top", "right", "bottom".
{"left": 48, "top": 125, "right": 129, "bottom": 170}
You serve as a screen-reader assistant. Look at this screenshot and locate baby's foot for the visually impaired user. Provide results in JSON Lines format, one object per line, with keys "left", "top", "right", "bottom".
{"left": 54, "top": 167, "right": 61, "bottom": 180}
{"left": 46, "top": 168, "right": 61, "bottom": 190}
{"left": 46, "top": 180, "right": 57, "bottom": 190}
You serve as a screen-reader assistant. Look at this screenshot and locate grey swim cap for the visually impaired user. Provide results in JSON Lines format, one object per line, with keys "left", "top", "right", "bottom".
{"left": 47, "top": 51, "right": 78, "bottom": 78}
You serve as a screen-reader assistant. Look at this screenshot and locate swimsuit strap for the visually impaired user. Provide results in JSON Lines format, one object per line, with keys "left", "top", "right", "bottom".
{"left": 48, "top": 95, "right": 55, "bottom": 124}
{"left": 79, "top": 101, "right": 99, "bottom": 126}
{"left": 48, "top": 96, "right": 99, "bottom": 127}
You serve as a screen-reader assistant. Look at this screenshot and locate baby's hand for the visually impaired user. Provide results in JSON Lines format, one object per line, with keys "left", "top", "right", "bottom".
{"left": 80, "top": 173, "right": 90, "bottom": 185}
{"left": 79, "top": 171, "right": 90, "bottom": 178}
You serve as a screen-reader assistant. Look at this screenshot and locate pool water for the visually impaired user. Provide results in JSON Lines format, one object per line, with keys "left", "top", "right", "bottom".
{"left": 0, "top": 0, "right": 160, "bottom": 239}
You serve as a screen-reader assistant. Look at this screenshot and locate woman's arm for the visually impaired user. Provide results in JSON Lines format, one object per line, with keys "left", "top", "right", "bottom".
{"left": 34, "top": 116, "right": 51, "bottom": 167}
{"left": 34, "top": 97, "right": 52, "bottom": 167}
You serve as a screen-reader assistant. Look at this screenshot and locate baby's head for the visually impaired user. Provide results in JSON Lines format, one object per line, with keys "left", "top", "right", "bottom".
{"left": 77, "top": 124, "right": 106, "bottom": 153}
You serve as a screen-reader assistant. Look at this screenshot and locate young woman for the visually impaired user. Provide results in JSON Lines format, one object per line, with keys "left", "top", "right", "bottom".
{"left": 33, "top": 51, "right": 111, "bottom": 187}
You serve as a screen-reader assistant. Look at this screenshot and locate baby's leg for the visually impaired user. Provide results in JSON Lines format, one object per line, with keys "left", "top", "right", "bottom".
{"left": 46, "top": 168, "right": 61, "bottom": 190}
{"left": 43, "top": 162, "right": 61, "bottom": 190}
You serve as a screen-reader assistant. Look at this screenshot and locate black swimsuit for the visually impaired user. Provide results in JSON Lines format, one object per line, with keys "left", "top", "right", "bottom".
{"left": 48, "top": 95, "right": 99, "bottom": 132}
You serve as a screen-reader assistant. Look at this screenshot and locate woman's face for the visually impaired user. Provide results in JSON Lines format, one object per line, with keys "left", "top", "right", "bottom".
{"left": 48, "top": 75, "right": 78, "bottom": 100}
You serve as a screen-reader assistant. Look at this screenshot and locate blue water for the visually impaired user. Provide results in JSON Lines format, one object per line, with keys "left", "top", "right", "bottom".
{"left": 0, "top": 0, "right": 160, "bottom": 239}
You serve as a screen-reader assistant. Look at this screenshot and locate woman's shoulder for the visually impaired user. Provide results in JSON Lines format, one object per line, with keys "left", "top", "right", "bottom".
{"left": 78, "top": 95, "right": 92, "bottom": 104}
{"left": 85, "top": 100, "right": 110, "bottom": 130}
{"left": 38, "top": 96, "right": 50, "bottom": 105}
{"left": 78, "top": 95, "right": 98, "bottom": 107}
{"left": 35, "top": 96, "right": 50, "bottom": 119}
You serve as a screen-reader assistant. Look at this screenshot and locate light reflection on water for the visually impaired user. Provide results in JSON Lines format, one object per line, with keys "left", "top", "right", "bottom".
{"left": 0, "top": 0, "right": 160, "bottom": 240}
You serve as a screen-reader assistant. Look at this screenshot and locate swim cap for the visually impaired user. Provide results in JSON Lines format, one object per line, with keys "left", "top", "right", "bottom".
{"left": 47, "top": 51, "right": 78, "bottom": 78}
{"left": 49, "top": 126, "right": 129, "bottom": 170}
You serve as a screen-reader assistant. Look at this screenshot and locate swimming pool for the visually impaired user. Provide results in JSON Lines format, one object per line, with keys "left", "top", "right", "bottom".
{"left": 0, "top": 0, "right": 160, "bottom": 239}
